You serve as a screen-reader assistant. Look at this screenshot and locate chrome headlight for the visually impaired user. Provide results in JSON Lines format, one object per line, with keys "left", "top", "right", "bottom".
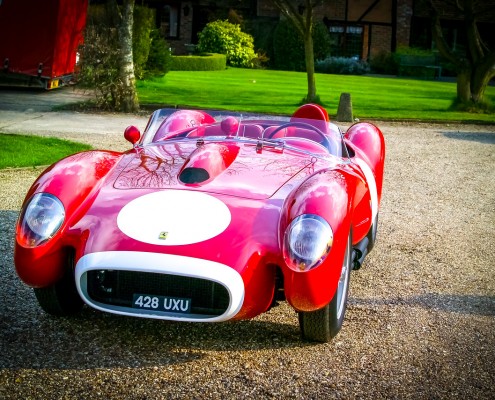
{"left": 283, "top": 214, "right": 333, "bottom": 272}
{"left": 18, "top": 193, "right": 65, "bottom": 248}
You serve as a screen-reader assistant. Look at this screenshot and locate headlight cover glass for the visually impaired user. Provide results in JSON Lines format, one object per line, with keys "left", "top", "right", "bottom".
{"left": 283, "top": 214, "right": 333, "bottom": 272}
{"left": 18, "top": 193, "right": 65, "bottom": 248}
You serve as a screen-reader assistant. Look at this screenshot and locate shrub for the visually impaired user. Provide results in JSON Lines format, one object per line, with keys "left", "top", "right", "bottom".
{"left": 273, "top": 20, "right": 331, "bottom": 71}
{"left": 316, "top": 56, "right": 370, "bottom": 75}
{"left": 394, "top": 45, "right": 434, "bottom": 57}
{"left": 245, "top": 18, "right": 278, "bottom": 68}
{"left": 273, "top": 19, "right": 303, "bottom": 71}
{"left": 145, "top": 29, "right": 172, "bottom": 78}
{"left": 133, "top": 6, "right": 154, "bottom": 80}
{"left": 78, "top": 5, "right": 121, "bottom": 109}
{"left": 170, "top": 53, "right": 226, "bottom": 71}
{"left": 79, "top": 4, "right": 170, "bottom": 109}
{"left": 369, "top": 51, "right": 398, "bottom": 75}
{"left": 197, "top": 20, "right": 257, "bottom": 68}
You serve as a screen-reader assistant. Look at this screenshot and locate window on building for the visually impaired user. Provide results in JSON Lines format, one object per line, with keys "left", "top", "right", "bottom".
{"left": 161, "top": 5, "right": 180, "bottom": 39}
{"left": 328, "top": 24, "right": 364, "bottom": 58}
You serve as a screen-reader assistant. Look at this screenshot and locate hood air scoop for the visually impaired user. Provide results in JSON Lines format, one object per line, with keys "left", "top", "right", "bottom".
{"left": 179, "top": 142, "right": 240, "bottom": 185}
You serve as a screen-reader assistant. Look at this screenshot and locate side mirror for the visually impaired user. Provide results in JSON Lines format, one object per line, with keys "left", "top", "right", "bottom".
{"left": 124, "top": 125, "right": 141, "bottom": 145}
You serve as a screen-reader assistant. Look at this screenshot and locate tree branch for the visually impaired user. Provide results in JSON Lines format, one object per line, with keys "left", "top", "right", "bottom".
{"left": 427, "top": 1, "right": 465, "bottom": 68}
{"left": 272, "top": 0, "right": 305, "bottom": 35}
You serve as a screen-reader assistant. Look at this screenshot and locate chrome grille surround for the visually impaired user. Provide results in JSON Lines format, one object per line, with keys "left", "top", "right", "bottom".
{"left": 75, "top": 251, "right": 244, "bottom": 322}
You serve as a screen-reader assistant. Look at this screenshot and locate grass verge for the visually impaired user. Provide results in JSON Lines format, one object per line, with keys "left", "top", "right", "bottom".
{"left": 0, "top": 133, "right": 92, "bottom": 170}
{"left": 137, "top": 68, "right": 495, "bottom": 123}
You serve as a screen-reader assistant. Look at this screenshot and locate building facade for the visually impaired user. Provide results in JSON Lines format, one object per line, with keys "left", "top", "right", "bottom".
{"left": 149, "top": 0, "right": 494, "bottom": 59}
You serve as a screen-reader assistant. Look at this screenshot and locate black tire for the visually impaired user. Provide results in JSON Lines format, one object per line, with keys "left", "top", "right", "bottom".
{"left": 299, "top": 233, "right": 352, "bottom": 342}
{"left": 34, "top": 267, "right": 83, "bottom": 316}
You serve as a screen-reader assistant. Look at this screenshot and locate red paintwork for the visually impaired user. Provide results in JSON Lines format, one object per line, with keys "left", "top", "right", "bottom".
{"left": 345, "top": 122, "right": 386, "bottom": 200}
{"left": 124, "top": 125, "right": 141, "bottom": 144}
{"left": 15, "top": 150, "right": 122, "bottom": 287}
{"left": 292, "top": 103, "right": 330, "bottom": 121}
{"left": 0, "top": 0, "right": 88, "bottom": 82}
{"left": 14, "top": 105, "right": 385, "bottom": 319}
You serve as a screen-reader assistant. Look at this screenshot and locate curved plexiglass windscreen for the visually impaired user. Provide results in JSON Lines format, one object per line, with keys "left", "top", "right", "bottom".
{"left": 140, "top": 108, "right": 345, "bottom": 157}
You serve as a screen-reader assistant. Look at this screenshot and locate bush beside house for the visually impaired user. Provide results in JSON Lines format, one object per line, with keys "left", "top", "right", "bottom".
{"left": 272, "top": 20, "right": 331, "bottom": 71}
{"left": 197, "top": 20, "right": 257, "bottom": 68}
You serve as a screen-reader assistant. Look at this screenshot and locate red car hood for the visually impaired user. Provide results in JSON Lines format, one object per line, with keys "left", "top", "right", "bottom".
{"left": 113, "top": 140, "right": 313, "bottom": 200}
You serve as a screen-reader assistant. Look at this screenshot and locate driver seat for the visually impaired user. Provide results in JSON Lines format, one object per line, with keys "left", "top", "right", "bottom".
{"left": 291, "top": 103, "right": 330, "bottom": 135}
{"left": 291, "top": 103, "right": 330, "bottom": 122}
{"left": 266, "top": 103, "right": 331, "bottom": 141}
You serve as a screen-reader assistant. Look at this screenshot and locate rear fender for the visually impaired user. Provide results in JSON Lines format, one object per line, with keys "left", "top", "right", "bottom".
{"left": 344, "top": 122, "right": 385, "bottom": 202}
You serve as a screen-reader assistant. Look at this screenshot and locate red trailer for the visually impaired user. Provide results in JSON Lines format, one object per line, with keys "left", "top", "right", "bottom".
{"left": 0, "top": 0, "right": 88, "bottom": 89}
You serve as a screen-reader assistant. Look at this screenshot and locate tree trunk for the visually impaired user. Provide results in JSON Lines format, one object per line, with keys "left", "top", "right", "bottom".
{"left": 271, "top": 0, "right": 320, "bottom": 104}
{"left": 304, "top": 31, "right": 316, "bottom": 102}
{"left": 428, "top": 0, "right": 495, "bottom": 108}
{"left": 118, "top": 0, "right": 139, "bottom": 112}
{"left": 456, "top": 69, "right": 472, "bottom": 103}
{"left": 471, "top": 54, "right": 495, "bottom": 103}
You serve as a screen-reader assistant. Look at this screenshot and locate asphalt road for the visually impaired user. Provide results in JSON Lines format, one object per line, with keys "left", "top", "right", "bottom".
{"left": 0, "top": 86, "right": 147, "bottom": 141}
{"left": 0, "top": 85, "right": 91, "bottom": 112}
{"left": 0, "top": 87, "right": 494, "bottom": 399}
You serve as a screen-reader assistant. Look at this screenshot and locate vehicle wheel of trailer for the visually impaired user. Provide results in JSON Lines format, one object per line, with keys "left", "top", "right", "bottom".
{"left": 34, "top": 268, "right": 83, "bottom": 316}
{"left": 299, "top": 233, "right": 352, "bottom": 342}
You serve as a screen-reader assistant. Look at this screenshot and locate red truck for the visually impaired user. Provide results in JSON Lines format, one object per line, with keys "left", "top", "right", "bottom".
{"left": 0, "top": 0, "right": 88, "bottom": 89}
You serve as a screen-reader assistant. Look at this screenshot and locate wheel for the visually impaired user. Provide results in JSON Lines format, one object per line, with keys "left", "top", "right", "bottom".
{"left": 34, "top": 267, "right": 83, "bottom": 316}
{"left": 264, "top": 122, "right": 337, "bottom": 153}
{"left": 299, "top": 232, "right": 352, "bottom": 342}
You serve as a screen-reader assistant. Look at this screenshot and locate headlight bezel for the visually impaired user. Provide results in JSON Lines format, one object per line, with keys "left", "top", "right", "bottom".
{"left": 17, "top": 193, "right": 65, "bottom": 248}
{"left": 283, "top": 214, "right": 333, "bottom": 272}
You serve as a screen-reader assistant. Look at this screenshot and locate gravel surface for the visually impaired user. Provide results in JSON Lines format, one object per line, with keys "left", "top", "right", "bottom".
{"left": 0, "top": 112, "right": 494, "bottom": 399}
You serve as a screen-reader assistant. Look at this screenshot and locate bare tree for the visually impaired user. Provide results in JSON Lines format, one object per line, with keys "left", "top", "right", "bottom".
{"left": 271, "top": 0, "right": 323, "bottom": 103}
{"left": 428, "top": 0, "right": 495, "bottom": 108}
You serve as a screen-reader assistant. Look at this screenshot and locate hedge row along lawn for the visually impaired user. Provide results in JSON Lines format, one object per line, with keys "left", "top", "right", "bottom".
{"left": 0, "top": 134, "right": 92, "bottom": 170}
{"left": 137, "top": 68, "right": 495, "bottom": 123}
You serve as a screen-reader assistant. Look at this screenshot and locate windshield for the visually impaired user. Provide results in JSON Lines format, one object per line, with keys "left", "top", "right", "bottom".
{"left": 141, "top": 108, "right": 346, "bottom": 158}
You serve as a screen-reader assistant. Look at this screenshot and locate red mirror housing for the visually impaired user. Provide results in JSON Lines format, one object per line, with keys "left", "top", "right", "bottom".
{"left": 124, "top": 125, "right": 141, "bottom": 144}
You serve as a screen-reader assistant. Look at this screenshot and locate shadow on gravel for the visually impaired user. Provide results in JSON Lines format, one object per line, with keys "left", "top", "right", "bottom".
{"left": 0, "top": 308, "right": 305, "bottom": 370}
{"left": 442, "top": 131, "right": 495, "bottom": 144}
{"left": 350, "top": 293, "right": 495, "bottom": 317}
{"left": 1, "top": 209, "right": 306, "bottom": 370}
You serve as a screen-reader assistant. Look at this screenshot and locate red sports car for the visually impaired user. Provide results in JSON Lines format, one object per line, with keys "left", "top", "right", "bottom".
{"left": 14, "top": 104, "right": 385, "bottom": 342}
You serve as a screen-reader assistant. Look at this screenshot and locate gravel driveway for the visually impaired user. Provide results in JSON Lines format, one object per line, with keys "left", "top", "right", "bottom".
{"left": 0, "top": 106, "right": 494, "bottom": 399}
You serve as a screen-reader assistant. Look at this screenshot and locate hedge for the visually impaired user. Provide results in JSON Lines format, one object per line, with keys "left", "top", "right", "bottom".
{"left": 170, "top": 53, "right": 227, "bottom": 71}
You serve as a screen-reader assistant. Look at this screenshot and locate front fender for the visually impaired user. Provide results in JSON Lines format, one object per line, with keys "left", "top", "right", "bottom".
{"left": 280, "top": 169, "right": 354, "bottom": 312}
{"left": 15, "top": 150, "right": 123, "bottom": 287}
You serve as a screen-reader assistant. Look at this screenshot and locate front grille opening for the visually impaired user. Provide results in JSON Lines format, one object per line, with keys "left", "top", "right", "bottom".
{"left": 86, "top": 270, "right": 230, "bottom": 316}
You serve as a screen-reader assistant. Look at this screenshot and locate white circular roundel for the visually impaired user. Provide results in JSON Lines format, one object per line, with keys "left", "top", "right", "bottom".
{"left": 117, "top": 190, "right": 231, "bottom": 246}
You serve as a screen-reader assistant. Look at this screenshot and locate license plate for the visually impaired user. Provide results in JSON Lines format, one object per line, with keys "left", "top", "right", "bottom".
{"left": 132, "top": 294, "right": 192, "bottom": 314}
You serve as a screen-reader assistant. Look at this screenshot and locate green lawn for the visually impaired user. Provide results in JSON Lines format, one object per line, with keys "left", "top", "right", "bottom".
{"left": 0, "top": 134, "right": 92, "bottom": 169}
{"left": 137, "top": 68, "right": 495, "bottom": 123}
